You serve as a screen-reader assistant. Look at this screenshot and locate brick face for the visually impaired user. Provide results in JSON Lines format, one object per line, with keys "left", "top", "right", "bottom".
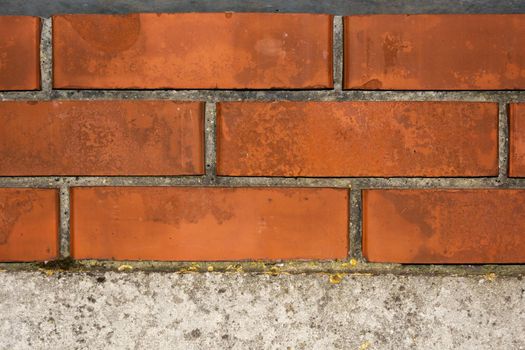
{"left": 52, "top": 13, "right": 333, "bottom": 89}
{"left": 344, "top": 14, "right": 525, "bottom": 90}
{"left": 363, "top": 189, "right": 525, "bottom": 263}
{"left": 0, "top": 12, "right": 523, "bottom": 265}
{"left": 217, "top": 101, "right": 498, "bottom": 177}
{"left": 70, "top": 187, "right": 349, "bottom": 261}
{"left": 0, "top": 188, "right": 58, "bottom": 262}
{"left": 0, "top": 101, "right": 204, "bottom": 176}
{"left": 509, "top": 104, "right": 525, "bottom": 177}
{"left": 0, "top": 16, "right": 40, "bottom": 90}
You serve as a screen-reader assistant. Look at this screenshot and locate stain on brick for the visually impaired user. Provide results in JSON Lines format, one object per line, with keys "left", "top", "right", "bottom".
{"left": 0, "top": 194, "right": 34, "bottom": 245}
{"left": 65, "top": 14, "right": 141, "bottom": 52}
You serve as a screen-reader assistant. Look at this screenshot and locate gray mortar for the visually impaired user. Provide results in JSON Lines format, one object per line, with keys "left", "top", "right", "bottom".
{"left": 0, "top": 271, "right": 524, "bottom": 350}
{"left": 3, "top": 90, "right": 525, "bottom": 102}
{"left": 0, "top": 12, "right": 524, "bottom": 273}
{"left": 204, "top": 102, "right": 217, "bottom": 182}
{"left": 39, "top": 18, "right": 52, "bottom": 93}
{"left": 499, "top": 102, "right": 510, "bottom": 178}
{"left": 59, "top": 186, "right": 70, "bottom": 258}
{"left": 349, "top": 189, "right": 362, "bottom": 260}
{"left": 333, "top": 16, "right": 343, "bottom": 91}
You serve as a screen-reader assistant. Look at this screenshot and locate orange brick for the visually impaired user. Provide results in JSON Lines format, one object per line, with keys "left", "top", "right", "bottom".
{"left": 217, "top": 101, "right": 498, "bottom": 177}
{"left": 344, "top": 14, "right": 525, "bottom": 90}
{"left": 71, "top": 187, "right": 348, "bottom": 261}
{"left": 509, "top": 104, "right": 525, "bottom": 177}
{"left": 0, "top": 16, "right": 40, "bottom": 90}
{"left": 52, "top": 13, "right": 333, "bottom": 89}
{"left": 363, "top": 189, "right": 525, "bottom": 263}
{"left": 0, "top": 101, "right": 203, "bottom": 176}
{"left": 0, "top": 188, "right": 58, "bottom": 262}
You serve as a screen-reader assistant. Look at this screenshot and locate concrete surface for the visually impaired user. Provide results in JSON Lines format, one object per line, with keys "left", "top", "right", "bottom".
{"left": 0, "top": 272, "right": 524, "bottom": 349}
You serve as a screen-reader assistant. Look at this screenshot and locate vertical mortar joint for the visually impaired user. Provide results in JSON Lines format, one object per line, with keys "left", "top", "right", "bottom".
{"left": 204, "top": 102, "right": 217, "bottom": 183}
{"left": 498, "top": 102, "right": 509, "bottom": 181}
{"left": 349, "top": 185, "right": 363, "bottom": 261}
{"left": 59, "top": 185, "right": 71, "bottom": 258}
{"left": 333, "top": 16, "right": 343, "bottom": 91}
{"left": 40, "top": 17, "right": 53, "bottom": 95}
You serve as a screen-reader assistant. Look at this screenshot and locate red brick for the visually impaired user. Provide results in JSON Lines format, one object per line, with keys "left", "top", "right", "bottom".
{"left": 509, "top": 104, "right": 525, "bottom": 177}
{"left": 0, "top": 188, "right": 58, "bottom": 262}
{"left": 71, "top": 187, "right": 348, "bottom": 261}
{"left": 0, "top": 101, "right": 203, "bottom": 176}
{"left": 0, "top": 16, "right": 40, "bottom": 90}
{"left": 344, "top": 14, "right": 525, "bottom": 90}
{"left": 363, "top": 189, "right": 525, "bottom": 263}
{"left": 52, "top": 13, "right": 333, "bottom": 89}
{"left": 217, "top": 101, "right": 498, "bottom": 177}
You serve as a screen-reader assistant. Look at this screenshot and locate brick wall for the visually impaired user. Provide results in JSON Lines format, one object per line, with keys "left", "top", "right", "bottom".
{"left": 1, "top": 13, "right": 525, "bottom": 269}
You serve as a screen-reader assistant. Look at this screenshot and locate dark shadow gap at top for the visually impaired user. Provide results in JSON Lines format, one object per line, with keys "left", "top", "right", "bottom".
{"left": 1, "top": 0, "right": 525, "bottom": 17}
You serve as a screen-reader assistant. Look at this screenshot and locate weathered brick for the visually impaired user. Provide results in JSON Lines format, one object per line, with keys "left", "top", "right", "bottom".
{"left": 71, "top": 187, "right": 349, "bottom": 261}
{"left": 0, "top": 16, "right": 40, "bottom": 90}
{"left": 0, "top": 188, "right": 58, "bottom": 262}
{"left": 0, "top": 101, "right": 203, "bottom": 176}
{"left": 509, "top": 104, "right": 525, "bottom": 177}
{"left": 217, "top": 101, "right": 498, "bottom": 177}
{"left": 363, "top": 189, "right": 525, "bottom": 263}
{"left": 344, "top": 14, "right": 525, "bottom": 90}
{"left": 53, "top": 13, "right": 333, "bottom": 89}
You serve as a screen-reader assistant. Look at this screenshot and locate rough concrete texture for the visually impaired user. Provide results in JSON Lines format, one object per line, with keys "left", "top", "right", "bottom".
{"left": 0, "top": 272, "right": 524, "bottom": 349}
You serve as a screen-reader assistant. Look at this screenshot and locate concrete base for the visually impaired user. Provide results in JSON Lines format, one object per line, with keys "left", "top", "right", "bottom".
{"left": 0, "top": 272, "right": 524, "bottom": 349}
